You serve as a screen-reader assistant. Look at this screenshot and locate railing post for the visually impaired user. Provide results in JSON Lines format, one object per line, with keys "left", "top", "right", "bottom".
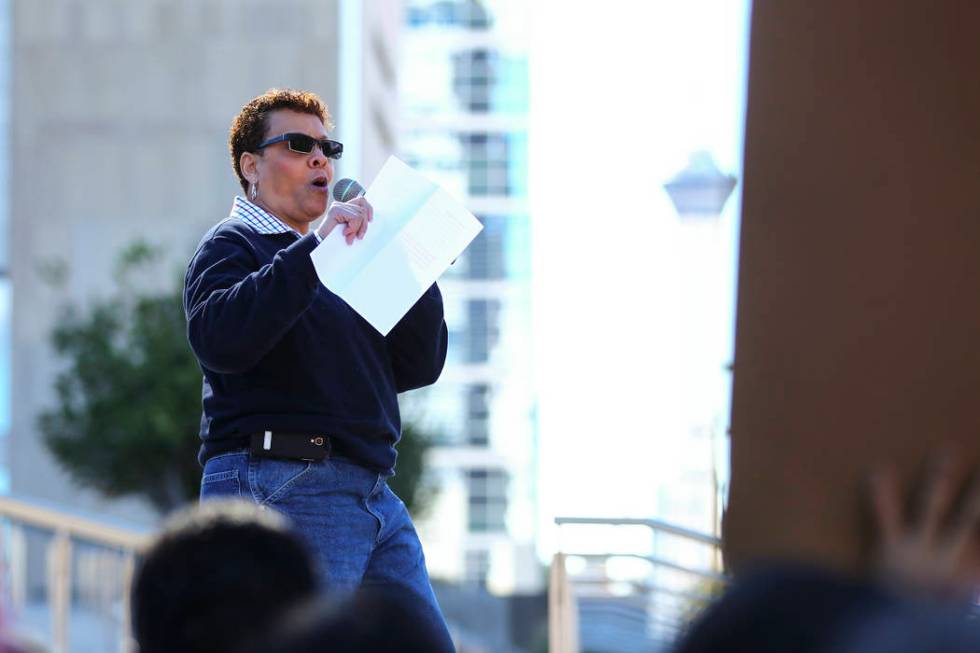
{"left": 0, "top": 497, "right": 147, "bottom": 651}
{"left": 121, "top": 551, "right": 137, "bottom": 653}
{"left": 549, "top": 552, "right": 578, "bottom": 653}
{"left": 48, "top": 529, "right": 72, "bottom": 653}
{"left": 7, "top": 522, "right": 27, "bottom": 612}
{"left": 553, "top": 516, "right": 725, "bottom": 645}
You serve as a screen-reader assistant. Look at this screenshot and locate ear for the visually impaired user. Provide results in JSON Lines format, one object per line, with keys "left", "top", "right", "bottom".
{"left": 240, "top": 151, "right": 261, "bottom": 184}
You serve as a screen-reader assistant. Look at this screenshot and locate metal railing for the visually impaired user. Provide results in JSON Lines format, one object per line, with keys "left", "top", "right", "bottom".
{"left": 0, "top": 496, "right": 149, "bottom": 653}
{"left": 549, "top": 516, "right": 725, "bottom": 653}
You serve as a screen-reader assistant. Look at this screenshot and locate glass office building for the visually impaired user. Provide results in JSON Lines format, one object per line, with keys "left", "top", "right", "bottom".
{"left": 399, "top": 0, "right": 539, "bottom": 592}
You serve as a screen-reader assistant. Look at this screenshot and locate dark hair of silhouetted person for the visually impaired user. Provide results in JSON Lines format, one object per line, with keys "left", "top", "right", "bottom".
{"left": 247, "top": 586, "right": 454, "bottom": 653}
{"left": 131, "top": 499, "right": 317, "bottom": 653}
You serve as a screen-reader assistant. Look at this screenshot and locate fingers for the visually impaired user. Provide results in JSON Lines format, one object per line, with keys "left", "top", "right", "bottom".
{"left": 341, "top": 216, "right": 360, "bottom": 245}
{"left": 870, "top": 466, "right": 903, "bottom": 546}
{"left": 872, "top": 452, "right": 960, "bottom": 544}
{"left": 343, "top": 220, "right": 362, "bottom": 245}
{"left": 345, "top": 197, "right": 374, "bottom": 226}
{"left": 915, "top": 451, "right": 957, "bottom": 539}
{"left": 349, "top": 196, "right": 374, "bottom": 216}
{"left": 348, "top": 203, "right": 370, "bottom": 241}
{"left": 328, "top": 200, "right": 371, "bottom": 245}
{"left": 947, "top": 471, "right": 980, "bottom": 557}
{"left": 330, "top": 203, "right": 361, "bottom": 220}
{"left": 869, "top": 453, "right": 980, "bottom": 600}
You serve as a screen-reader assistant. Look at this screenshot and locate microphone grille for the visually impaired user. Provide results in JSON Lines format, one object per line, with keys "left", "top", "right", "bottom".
{"left": 333, "top": 178, "right": 365, "bottom": 203}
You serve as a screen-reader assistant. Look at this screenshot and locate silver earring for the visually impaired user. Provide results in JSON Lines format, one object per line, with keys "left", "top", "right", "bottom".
{"left": 249, "top": 182, "right": 258, "bottom": 201}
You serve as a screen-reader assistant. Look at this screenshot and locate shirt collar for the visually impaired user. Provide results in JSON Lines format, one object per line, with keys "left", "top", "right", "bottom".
{"left": 230, "top": 196, "right": 301, "bottom": 237}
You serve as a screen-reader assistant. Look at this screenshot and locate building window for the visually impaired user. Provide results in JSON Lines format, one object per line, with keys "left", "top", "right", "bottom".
{"left": 467, "top": 216, "right": 506, "bottom": 279}
{"left": 451, "top": 215, "right": 530, "bottom": 280}
{"left": 465, "top": 383, "right": 491, "bottom": 446}
{"left": 400, "top": 131, "right": 527, "bottom": 199}
{"left": 460, "top": 133, "right": 511, "bottom": 196}
{"left": 466, "top": 299, "right": 501, "bottom": 364}
{"left": 407, "top": 0, "right": 492, "bottom": 29}
{"left": 453, "top": 48, "right": 497, "bottom": 112}
{"left": 467, "top": 468, "right": 507, "bottom": 532}
{"left": 464, "top": 549, "right": 491, "bottom": 588}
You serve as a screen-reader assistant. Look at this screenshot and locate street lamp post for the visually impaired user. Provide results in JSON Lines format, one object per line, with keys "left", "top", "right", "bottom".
{"left": 663, "top": 151, "right": 738, "bottom": 556}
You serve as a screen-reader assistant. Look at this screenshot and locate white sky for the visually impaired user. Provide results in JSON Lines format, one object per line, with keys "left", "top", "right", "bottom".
{"left": 529, "top": 1, "right": 751, "bottom": 556}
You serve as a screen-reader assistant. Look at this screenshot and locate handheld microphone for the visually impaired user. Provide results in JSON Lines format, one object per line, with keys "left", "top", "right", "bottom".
{"left": 333, "top": 178, "right": 365, "bottom": 203}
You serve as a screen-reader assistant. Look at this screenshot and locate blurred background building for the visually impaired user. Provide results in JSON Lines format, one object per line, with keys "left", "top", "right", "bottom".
{"left": 3, "top": 0, "right": 400, "bottom": 524}
{"left": 397, "top": 0, "right": 540, "bottom": 595}
{"left": 0, "top": 0, "right": 542, "bottom": 597}
{"left": 0, "top": 2, "right": 546, "bottom": 647}
{"left": 0, "top": 0, "right": 752, "bottom": 650}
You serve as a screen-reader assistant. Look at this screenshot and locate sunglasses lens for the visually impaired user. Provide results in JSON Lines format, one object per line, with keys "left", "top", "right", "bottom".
{"left": 282, "top": 134, "right": 342, "bottom": 159}
{"left": 287, "top": 134, "right": 317, "bottom": 154}
{"left": 324, "top": 141, "right": 343, "bottom": 159}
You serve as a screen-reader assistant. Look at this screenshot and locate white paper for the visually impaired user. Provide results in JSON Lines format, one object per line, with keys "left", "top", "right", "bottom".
{"left": 311, "top": 156, "right": 483, "bottom": 335}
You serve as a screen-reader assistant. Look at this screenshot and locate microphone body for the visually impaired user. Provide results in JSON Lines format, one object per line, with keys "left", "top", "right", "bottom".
{"left": 333, "top": 178, "right": 365, "bottom": 203}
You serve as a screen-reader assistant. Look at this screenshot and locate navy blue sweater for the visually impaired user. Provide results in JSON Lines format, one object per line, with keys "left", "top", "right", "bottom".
{"left": 183, "top": 218, "right": 448, "bottom": 473}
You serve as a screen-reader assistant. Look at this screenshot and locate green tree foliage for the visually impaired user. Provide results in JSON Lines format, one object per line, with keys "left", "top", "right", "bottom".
{"left": 389, "top": 421, "right": 436, "bottom": 517}
{"left": 40, "top": 241, "right": 437, "bottom": 516}
{"left": 39, "top": 242, "right": 202, "bottom": 512}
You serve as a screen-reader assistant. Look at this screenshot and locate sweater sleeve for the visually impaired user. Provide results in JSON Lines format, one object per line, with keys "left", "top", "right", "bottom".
{"left": 385, "top": 282, "right": 449, "bottom": 392}
{"left": 184, "top": 231, "right": 321, "bottom": 374}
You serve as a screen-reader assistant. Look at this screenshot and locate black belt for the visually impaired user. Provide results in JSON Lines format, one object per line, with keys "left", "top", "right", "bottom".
{"left": 247, "top": 431, "right": 331, "bottom": 462}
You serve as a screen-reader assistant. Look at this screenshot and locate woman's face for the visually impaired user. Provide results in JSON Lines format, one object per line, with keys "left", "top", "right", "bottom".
{"left": 245, "top": 109, "right": 334, "bottom": 233}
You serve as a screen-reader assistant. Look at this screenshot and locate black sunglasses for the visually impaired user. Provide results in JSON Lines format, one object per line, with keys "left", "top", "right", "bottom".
{"left": 256, "top": 133, "right": 344, "bottom": 159}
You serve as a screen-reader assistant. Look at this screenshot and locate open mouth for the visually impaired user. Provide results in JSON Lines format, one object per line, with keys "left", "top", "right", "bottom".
{"left": 311, "top": 178, "right": 329, "bottom": 188}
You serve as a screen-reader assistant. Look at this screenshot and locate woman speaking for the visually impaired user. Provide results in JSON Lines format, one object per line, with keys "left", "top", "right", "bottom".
{"left": 183, "top": 89, "right": 453, "bottom": 649}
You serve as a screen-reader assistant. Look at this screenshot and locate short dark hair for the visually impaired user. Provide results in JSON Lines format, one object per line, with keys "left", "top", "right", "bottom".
{"left": 229, "top": 88, "right": 333, "bottom": 193}
{"left": 131, "top": 500, "right": 317, "bottom": 653}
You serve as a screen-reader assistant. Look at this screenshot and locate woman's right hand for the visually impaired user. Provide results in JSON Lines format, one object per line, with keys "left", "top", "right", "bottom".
{"left": 317, "top": 196, "right": 374, "bottom": 245}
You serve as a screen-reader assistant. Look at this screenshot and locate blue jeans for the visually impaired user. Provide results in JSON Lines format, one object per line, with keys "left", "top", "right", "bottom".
{"left": 200, "top": 450, "right": 455, "bottom": 651}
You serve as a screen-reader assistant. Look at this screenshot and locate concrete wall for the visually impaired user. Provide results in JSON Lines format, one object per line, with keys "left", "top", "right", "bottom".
{"left": 9, "top": 0, "right": 346, "bottom": 523}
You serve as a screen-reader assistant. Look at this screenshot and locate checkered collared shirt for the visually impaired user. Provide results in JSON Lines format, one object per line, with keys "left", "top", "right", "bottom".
{"left": 230, "top": 196, "right": 322, "bottom": 241}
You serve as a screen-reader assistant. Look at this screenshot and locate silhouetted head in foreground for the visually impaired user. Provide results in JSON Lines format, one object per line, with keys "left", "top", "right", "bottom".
{"left": 131, "top": 499, "right": 317, "bottom": 653}
{"left": 248, "top": 586, "right": 452, "bottom": 653}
